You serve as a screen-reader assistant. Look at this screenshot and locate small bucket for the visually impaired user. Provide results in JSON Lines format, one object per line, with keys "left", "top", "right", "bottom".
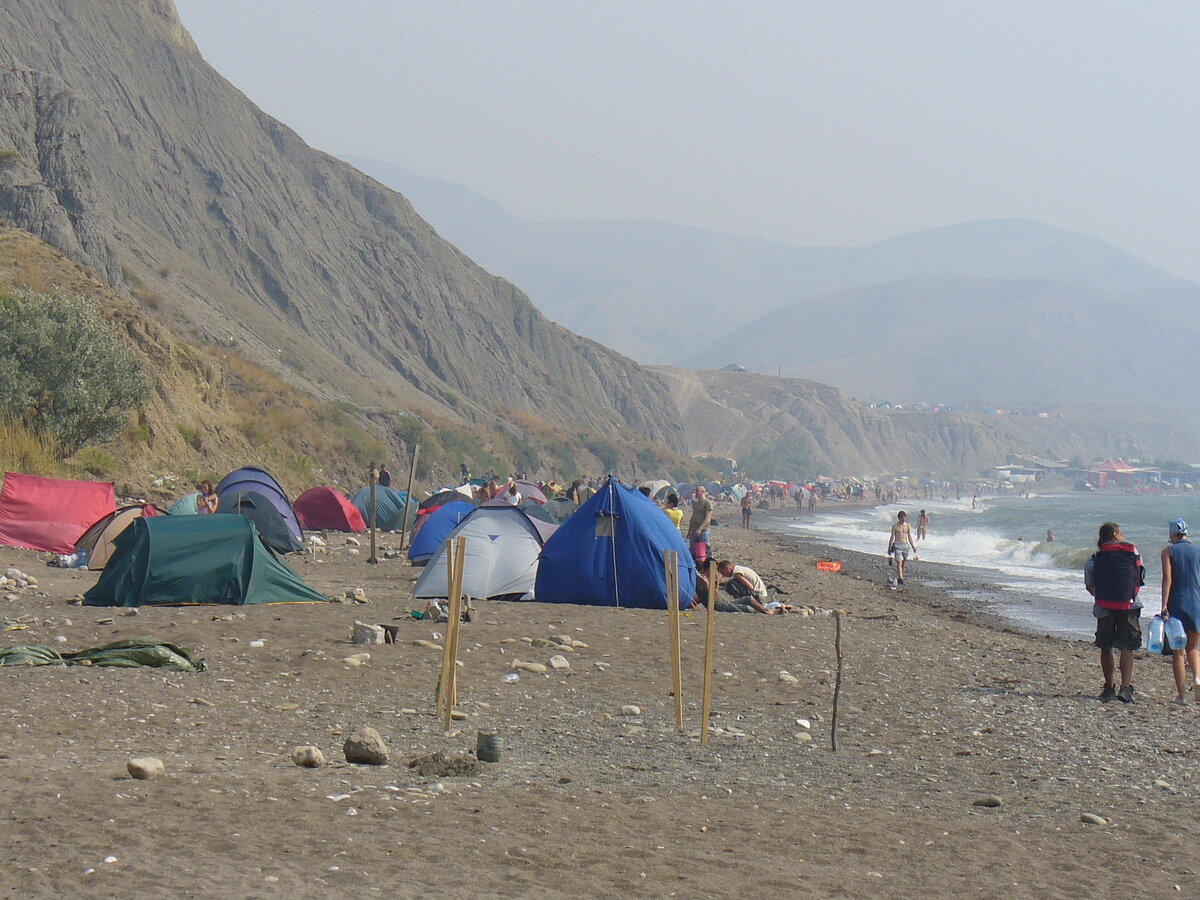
{"left": 476, "top": 731, "right": 503, "bottom": 763}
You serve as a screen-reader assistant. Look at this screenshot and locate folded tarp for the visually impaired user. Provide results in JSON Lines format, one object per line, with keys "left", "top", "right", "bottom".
{"left": 0, "top": 472, "right": 116, "bottom": 553}
{"left": 0, "top": 637, "right": 204, "bottom": 671}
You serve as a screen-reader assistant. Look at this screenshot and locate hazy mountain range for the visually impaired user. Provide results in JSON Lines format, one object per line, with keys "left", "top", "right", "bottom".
{"left": 343, "top": 156, "right": 1194, "bottom": 374}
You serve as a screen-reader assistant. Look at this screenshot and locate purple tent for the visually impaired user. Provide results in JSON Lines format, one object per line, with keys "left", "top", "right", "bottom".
{"left": 216, "top": 466, "right": 302, "bottom": 544}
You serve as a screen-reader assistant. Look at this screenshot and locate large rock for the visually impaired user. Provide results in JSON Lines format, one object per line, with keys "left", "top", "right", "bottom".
{"left": 343, "top": 727, "right": 389, "bottom": 765}
{"left": 352, "top": 621, "right": 385, "bottom": 645}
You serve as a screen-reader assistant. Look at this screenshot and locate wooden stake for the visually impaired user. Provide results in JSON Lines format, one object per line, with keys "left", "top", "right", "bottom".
{"left": 443, "top": 536, "right": 467, "bottom": 731}
{"left": 665, "top": 550, "right": 684, "bottom": 729}
{"left": 700, "top": 558, "right": 717, "bottom": 746}
{"left": 368, "top": 462, "right": 378, "bottom": 564}
{"left": 398, "top": 443, "right": 420, "bottom": 551}
{"left": 831, "top": 612, "right": 845, "bottom": 752}
{"left": 435, "top": 537, "right": 457, "bottom": 717}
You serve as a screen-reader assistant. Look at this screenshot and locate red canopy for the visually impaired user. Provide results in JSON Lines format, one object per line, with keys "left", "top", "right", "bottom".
{"left": 0, "top": 472, "right": 116, "bottom": 553}
{"left": 294, "top": 486, "right": 366, "bottom": 533}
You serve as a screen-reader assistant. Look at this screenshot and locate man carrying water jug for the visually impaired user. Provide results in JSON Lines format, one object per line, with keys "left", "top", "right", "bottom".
{"left": 1084, "top": 522, "right": 1145, "bottom": 703}
{"left": 1161, "top": 518, "right": 1200, "bottom": 705}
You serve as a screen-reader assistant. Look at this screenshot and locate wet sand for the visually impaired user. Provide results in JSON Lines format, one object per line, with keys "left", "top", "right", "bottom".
{"left": 1, "top": 503, "right": 1197, "bottom": 898}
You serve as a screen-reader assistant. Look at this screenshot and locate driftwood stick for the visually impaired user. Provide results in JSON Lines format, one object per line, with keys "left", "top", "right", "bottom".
{"left": 831, "top": 611, "right": 845, "bottom": 751}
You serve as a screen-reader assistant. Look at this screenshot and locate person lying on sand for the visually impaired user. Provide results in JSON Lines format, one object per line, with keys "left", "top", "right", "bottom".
{"left": 690, "top": 563, "right": 787, "bottom": 614}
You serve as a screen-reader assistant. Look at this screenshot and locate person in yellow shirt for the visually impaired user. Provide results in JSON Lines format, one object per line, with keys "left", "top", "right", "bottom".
{"left": 663, "top": 494, "right": 684, "bottom": 530}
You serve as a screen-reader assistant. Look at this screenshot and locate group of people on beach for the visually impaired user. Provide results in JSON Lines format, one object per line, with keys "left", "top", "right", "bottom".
{"left": 1087, "top": 518, "right": 1200, "bottom": 704}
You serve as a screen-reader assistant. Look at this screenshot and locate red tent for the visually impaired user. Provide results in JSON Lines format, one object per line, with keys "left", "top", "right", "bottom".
{"left": 294, "top": 486, "right": 366, "bottom": 533}
{"left": 0, "top": 472, "right": 116, "bottom": 553}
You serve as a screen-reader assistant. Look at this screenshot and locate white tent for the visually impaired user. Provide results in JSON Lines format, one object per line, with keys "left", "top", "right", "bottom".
{"left": 413, "top": 504, "right": 558, "bottom": 600}
{"left": 640, "top": 479, "right": 672, "bottom": 498}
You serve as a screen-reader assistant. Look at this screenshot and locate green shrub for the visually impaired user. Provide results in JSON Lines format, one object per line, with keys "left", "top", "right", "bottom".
{"left": 0, "top": 289, "right": 150, "bottom": 453}
{"left": 73, "top": 446, "right": 116, "bottom": 477}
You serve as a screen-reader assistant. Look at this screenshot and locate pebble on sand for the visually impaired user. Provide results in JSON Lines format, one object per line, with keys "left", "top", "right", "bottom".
{"left": 620, "top": 705, "right": 642, "bottom": 716}
{"left": 972, "top": 796, "right": 1003, "bottom": 808}
{"left": 291, "top": 745, "right": 326, "bottom": 768}
{"left": 343, "top": 726, "right": 389, "bottom": 765}
{"left": 777, "top": 671, "right": 799, "bottom": 684}
{"left": 1080, "top": 813, "right": 1108, "bottom": 826}
{"left": 548, "top": 655, "right": 571, "bottom": 670}
{"left": 127, "top": 757, "right": 164, "bottom": 780}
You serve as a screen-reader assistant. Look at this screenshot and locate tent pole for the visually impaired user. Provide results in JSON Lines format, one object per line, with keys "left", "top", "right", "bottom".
{"left": 665, "top": 549, "right": 684, "bottom": 729}
{"left": 399, "top": 443, "right": 420, "bottom": 552}
{"left": 700, "top": 558, "right": 717, "bottom": 746}
{"left": 368, "top": 462, "right": 378, "bottom": 564}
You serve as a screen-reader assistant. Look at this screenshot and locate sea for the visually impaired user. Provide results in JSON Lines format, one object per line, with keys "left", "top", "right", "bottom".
{"left": 783, "top": 492, "right": 1199, "bottom": 640}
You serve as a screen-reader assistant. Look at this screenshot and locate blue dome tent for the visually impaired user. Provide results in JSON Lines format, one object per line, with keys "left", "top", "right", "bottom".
{"left": 534, "top": 476, "right": 694, "bottom": 609}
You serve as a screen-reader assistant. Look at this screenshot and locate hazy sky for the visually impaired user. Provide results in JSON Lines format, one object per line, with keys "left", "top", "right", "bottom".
{"left": 174, "top": 1, "right": 1200, "bottom": 280}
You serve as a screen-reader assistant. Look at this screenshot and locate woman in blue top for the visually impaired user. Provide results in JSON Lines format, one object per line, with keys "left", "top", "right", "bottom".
{"left": 1160, "top": 518, "right": 1200, "bottom": 705}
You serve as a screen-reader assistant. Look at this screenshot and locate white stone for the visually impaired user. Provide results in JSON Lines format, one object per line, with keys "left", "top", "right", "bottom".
{"left": 127, "top": 757, "right": 164, "bottom": 780}
{"left": 291, "top": 746, "right": 325, "bottom": 768}
{"left": 777, "top": 671, "right": 799, "bottom": 684}
{"left": 620, "top": 705, "right": 642, "bottom": 716}
{"left": 346, "top": 537, "right": 361, "bottom": 546}
{"left": 548, "top": 655, "right": 570, "bottom": 670}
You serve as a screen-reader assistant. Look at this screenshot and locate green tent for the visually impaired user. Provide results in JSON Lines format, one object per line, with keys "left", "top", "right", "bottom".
{"left": 84, "top": 515, "right": 327, "bottom": 607}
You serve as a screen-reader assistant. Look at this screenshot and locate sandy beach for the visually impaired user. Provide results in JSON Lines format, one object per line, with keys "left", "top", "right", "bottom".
{"left": 1, "top": 502, "right": 1197, "bottom": 898}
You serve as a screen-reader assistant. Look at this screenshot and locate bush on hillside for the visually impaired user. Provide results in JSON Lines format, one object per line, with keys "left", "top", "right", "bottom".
{"left": 0, "top": 289, "right": 150, "bottom": 453}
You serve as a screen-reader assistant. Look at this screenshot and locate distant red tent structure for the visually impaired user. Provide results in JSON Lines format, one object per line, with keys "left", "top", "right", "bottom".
{"left": 294, "top": 486, "right": 366, "bottom": 533}
{"left": 0, "top": 472, "right": 116, "bottom": 553}
{"left": 1088, "top": 458, "right": 1139, "bottom": 489}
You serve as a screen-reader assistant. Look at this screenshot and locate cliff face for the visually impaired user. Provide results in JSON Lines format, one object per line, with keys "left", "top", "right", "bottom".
{"left": 0, "top": 0, "right": 682, "bottom": 448}
{"left": 654, "top": 367, "right": 1022, "bottom": 476}
{"left": 657, "top": 367, "right": 1200, "bottom": 477}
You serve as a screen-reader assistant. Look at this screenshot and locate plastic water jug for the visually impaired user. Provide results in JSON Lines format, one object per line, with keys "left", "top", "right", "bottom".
{"left": 75, "top": 548, "right": 89, "bottom": 569}
{"left": 1147, "top": 615, "right": 1165, "bottom": 654}
{"left": 1166, "top": 615, "right": 1187, "bottom": 650}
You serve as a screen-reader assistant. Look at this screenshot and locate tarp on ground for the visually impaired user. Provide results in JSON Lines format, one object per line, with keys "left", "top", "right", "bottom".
{"left": 217, "top": 491, "right": 303, "bottom": 553}
{"left": 0, "top": 638, "right": 203, "bottom": 671}
{"left": 408, "top": 500, "right": 476, "bottom": 565}
{"left": 216, "top": 466, "right": 302, "bottom": 545}
{"left": 0, "top": 472, "right": 116, "bottom": 553}
{"left": 350, "top": 485, "right": 409, "bottom": 529}
{"left": 413, "top": 504, "right": 558, "bottom": 600}
{"left": 535, "top": 476, "right": 695, "bottom": 609}
{"left": 75, "top": 504, "right": 163, "bottom": 570}
{"left": 167, "top": 492, "right": 200, "bottom": 515}
{"left": 294, "top": 486, "right": 366, "bottom": 533}
{"left": 84, "top": 515, "right": 326, "bottom": 607}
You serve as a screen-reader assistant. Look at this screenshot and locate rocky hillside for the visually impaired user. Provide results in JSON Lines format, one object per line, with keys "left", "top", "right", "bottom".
{"left": 0, "top": 0, "right": 681, "bottom": 452}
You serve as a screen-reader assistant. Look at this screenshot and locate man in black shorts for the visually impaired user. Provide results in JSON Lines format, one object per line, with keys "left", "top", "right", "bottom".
{"left": 1085, "top": 522, "right": 1145, "bottom": 703}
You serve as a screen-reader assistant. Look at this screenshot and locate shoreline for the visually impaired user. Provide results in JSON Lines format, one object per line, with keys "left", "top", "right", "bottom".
{"left": 746, "top": 503, "right": 1096, "bottom": 643}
